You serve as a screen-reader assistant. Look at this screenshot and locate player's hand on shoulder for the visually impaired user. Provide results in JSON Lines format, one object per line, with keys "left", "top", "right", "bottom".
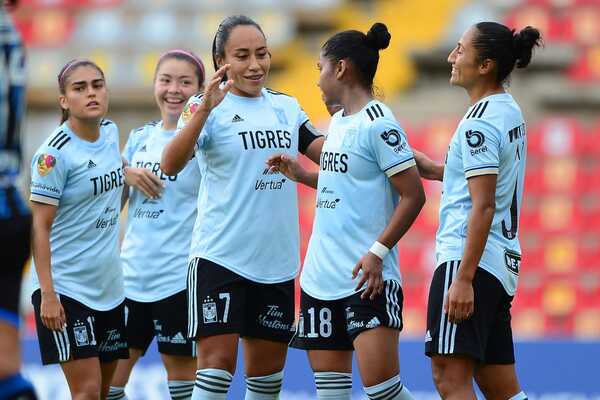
{"left": 445, "top": 276, "right": 474, "bottom": 324}
{"left": 266, "top": 153, "right": 306, "bottom": 183}
{"left": 40, "top": 292, "right": 66, "bottom": 331}
{"left": 352, "top": 252, "right": 384, "bottom": 300}
{"left": 124, "top": 166, "right": 163, "bottom": 199}
{"left": 200, "top": 64, "right": 234, "bottom": 112}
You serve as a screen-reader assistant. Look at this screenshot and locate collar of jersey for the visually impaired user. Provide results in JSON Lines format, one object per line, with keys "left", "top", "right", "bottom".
{"left": 475, "top": 92, "right": 512, "bottom": 105}
{"left": 227, "top": 89, "right": 266, "bottom": 104}
{"left": 153, "top": 120, "right": 176, "bottom": 138}
{"left": 62, "top": 121, "right": 107, "bottom": 150}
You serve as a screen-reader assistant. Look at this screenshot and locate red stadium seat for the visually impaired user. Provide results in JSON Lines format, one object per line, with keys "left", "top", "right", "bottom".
{"left": 13, "top": 9, "right": 76, "bottom": 48}
{"left": 568, "top": 46, "right": 600, "bottom": 82}
{"left": 528, "top": 117, "right": 588, "bottom": 157}
{"left": 504, "top": 5, "right": 565, "bottom": 43}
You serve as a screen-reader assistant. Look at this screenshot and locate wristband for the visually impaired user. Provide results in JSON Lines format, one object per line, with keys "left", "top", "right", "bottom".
{"left": 369, "top": 241, "right": 389, "bottom": 260}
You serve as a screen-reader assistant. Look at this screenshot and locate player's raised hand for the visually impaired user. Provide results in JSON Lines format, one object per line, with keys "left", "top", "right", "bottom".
{"left": 444, "top": 277, "right": 474, "bottom": 324}
{"left": 199, "top": 64, "right": 234, "bottom": 112}
{"left": 266, "top": 153, "right": 306, "bottom": 183}
{"left": 352, "top": 252, "right": 384, "bottom": 300}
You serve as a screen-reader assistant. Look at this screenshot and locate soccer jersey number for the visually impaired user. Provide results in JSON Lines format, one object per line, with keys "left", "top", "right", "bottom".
{"left": 306, "top": 307, "right": 332, "bottom": 338}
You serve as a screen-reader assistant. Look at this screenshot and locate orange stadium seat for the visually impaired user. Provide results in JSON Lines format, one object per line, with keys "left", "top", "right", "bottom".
{"left": 563, "top": 6, "right": 600, "bottom": 46}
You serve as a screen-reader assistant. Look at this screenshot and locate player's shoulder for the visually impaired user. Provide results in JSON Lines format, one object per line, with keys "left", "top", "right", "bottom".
{"left": 41, "top": 125, "right": 72, "bottom": 154}
{"left": 131, "top": 120, "right": 159, "bottom": 135}
{"left": 462, "top": 95, "right": 517, "bottom": 127}
{"left": 361, "top": 101, "right": 402, "bottom": 133}
{"left": 264, "top": 87, "right": 300, "bottom": 108}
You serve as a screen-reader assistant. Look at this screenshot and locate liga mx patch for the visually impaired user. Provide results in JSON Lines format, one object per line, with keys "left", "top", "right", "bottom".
{"left": 181, "top": 101, "right": 200, "bottom": 124}
{"left": 37, "top": 154, "right": 56, "bottom": 176}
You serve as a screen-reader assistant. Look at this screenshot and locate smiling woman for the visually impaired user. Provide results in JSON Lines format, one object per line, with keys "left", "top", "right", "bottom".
{"left": 160, "top": 15, "right": 326, "bottom": 400}
{"left": 29, "top": 59, "right": 129, "bottom": 400}
{"left": 108, "top": 49, "right": 205, "bottom": 400}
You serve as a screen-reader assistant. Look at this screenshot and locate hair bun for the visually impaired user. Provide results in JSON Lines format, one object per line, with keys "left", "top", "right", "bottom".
{"left": 512, "top": 26, "right": 542, "bottom": 68}
{"left": 366, "top": 22, "right": 391, "bottom": 51}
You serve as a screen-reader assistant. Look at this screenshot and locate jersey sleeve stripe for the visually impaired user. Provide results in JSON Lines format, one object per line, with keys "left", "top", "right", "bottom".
{"left": 464, "top": 164, "right": 499, "bottom": 172}
{"left": 375, "top": 103, "right": 385, "bottom": 117}
{"left": 464, "top": 166, "right": 499, "bottom": 178}
{"left": 384, "top": 157, "right": 416, "bottom": 177}
{"left": 30, "top": 192, "right": 59, "bottom": 206}
{"left": 366, "top": 108, "right": 375, "bottom": 121}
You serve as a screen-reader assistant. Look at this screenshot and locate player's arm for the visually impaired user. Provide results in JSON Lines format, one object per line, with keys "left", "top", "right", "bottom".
{"left": 353, "top": 116, "right": 425, "bottom": 300}
{"left": 265, "top": 154, "right": 319, "bottom": 189}
{"left": 413, "top": 149, "right": 444, "bottom": 181}
{"left": 303, "top": 136, "right": 324, "bottom": 165}
{"left": 30, "top": 202, "right": 66, "bottom": 331}
{"left": 353, "top": 166, "right": 425, "bottom": 299}
{"left": 446, "top": 175, "right": 496, "bottom": 324}
{"left": 446, "top": 119, "right": 501, "bottom": 324}
{"left": 162, "top": 65, "right": 233, "bottom": 175}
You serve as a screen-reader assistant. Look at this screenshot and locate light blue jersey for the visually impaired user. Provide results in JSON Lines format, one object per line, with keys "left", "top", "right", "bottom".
{"left": 120, "top": 121, "right": 201, "bottom": 302}
{"left": 178, "top": 88, "right": 320, "bottom": 283}
{"left": 436, "top": 93, "right": 526, "bottom": 295}
{"left": 30, "top": 120, "right": 125, "bottom": 310}
{"left": 301, "top": 100, "right": 416, "bottom": 300}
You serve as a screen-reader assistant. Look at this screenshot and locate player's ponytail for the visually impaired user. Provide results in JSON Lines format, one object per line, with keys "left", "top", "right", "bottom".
{"left": 57, "top": 59, "right": 105, "bottom": 124}
{"left": 322, "top": 22, "right": 391, "bottom": 94}
{"left": 513, "top": 27, "right": 542, "bottom": 69}
{"left": 211, "top": 15, "right": 266, "bottom": 82}
{"left": 472, "top": 22, "right": 542, "bottom": 85}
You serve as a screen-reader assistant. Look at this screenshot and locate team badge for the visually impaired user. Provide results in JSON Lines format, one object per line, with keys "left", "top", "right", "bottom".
{"left": 202, "top": 297, "right": 218, "bottom": 324}
{"left": 73, "top": 325, "right": 89, "bottom": 347}
{"left": 181, "top": 101, "right": 200, "bottom": 124}
{"left": 37, "top": 154, "right": 56, "bottom": 176}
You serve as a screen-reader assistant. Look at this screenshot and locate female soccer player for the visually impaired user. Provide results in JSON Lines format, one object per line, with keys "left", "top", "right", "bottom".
{"left": 414, "top": 22, "right": 541, "bottom": 400}
{"left": 267, "top": 23, "right": 425, "bottom": 400}
{"left": 30, "top": 59, "right": 127, "bottom": 400}
{"left": 107, "top": 50, "right": 205, "bottom": 400}
{"left": 161, "top": 15, "right": 324, "bottom": 400}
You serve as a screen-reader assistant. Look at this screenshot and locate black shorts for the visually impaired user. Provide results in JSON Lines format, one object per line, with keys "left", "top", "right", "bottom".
{"left": 187, "top": 258, "right": 295, "bottom": 342}
{"left": 125, "top": 290, "right": 195, "bottom": 357}
{"left": 290, "top": 280, "right": 404, "bottom": 351}
{"left": 0, "top": 215, "right": 31, "bottom": 327}
{"left": 32, "top": 290, "right": 129, "bottom": 365}
{"left": 425, "top": 261, "right": 515, "bottom": 364}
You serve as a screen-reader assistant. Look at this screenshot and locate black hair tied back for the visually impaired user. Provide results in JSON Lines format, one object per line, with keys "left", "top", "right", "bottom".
{"left": 366, "top": 22, "right": 391, "bottom": 51}
{"left": 513, "top": 26, "right": 542, "bottom": 69}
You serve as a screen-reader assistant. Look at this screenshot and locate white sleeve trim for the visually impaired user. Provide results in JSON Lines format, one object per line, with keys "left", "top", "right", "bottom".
{"left": 30, "top": 193, "right": 59, "bottom": 206}
{"left": 385, "top": 158, "right": 416, "bottom": 177}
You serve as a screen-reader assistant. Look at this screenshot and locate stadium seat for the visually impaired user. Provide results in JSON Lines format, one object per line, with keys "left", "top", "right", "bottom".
{"left": 542, "top": 280, "right": 577, "bottom": 317}
{"left": 512, "top": 308, "right": 546, "bottom": 338}
{"left": 574, "top": 308, "right": 600, "bottom": 339}
{"left": 503, "top": 5, "right": 565, "bottom": 43}
{"left": 564, "top": 6, "right": 600, "bottom": 46}
{"left": 568, "top": 46, "right": 600, "bottom": 82}
{"left": 528, "top": 117, "right": 588, "bottom": 157}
